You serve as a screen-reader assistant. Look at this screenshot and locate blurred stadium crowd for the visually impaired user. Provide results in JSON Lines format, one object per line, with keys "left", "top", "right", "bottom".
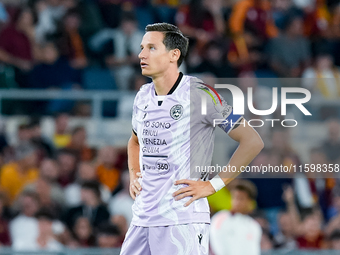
{"left": 0, "top": 0, "right": 340, "bottom": 252}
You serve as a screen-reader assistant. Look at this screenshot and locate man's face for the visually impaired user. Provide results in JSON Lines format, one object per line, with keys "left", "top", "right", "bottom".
{"left": 139, "top": 32, "right": 173, "bottom": 78}
{"left": 231, "top": 190, "right": 251, "bottom": 214}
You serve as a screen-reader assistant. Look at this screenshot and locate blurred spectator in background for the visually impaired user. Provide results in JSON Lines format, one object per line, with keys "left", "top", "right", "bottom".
{"left": 271, "top": 0, "right": 299, "bottom": 29}
{"left": 189, "top": 40, "right": 234, "bottom": 78}
{"left": 321, "top": 118, "right": 340, "bottom": 163}
{"left": 296, "top": 211, "right": 325, "bottom": 249}
{"left": 28, "top": 41, "right": 82, "bottom": 90}
{"left": 0, "top": 191, "right": 11, "bottom": 246}
{"left": 109, "top": 170, "right": 133, "bottom": 235}
{"left": 17, "top": 123, "right": 33, "bottom": 144}
{"left": 303, "top": 0, "right": 331, "bottom": 38}
{"left": 91, "top": 13, "right": 143, "bottom": 90}
{"left": 55, "top": 8, "right": 88, "bottom": 70}
{"left": 22, "top": 158, "right": 64, "bottom": 213}
{"left": 35, "top": 0, "right": 73, "bottom": 44}
{"left": 261, "top": 230, "right": 275, "bottom": 251}
{"left": 27, "top": 118, "right": 55, "bottom": 159}
{"left": 249, "top": 148, "right": 293, "bottom": 235}
{"left": 283, "top": 185, "right": 326, "bottom": 249}
{"left": 267, "top": 14, "right": 311, "bottom": 77}
{"left": 0, "top": 119, "right": 10, "bottom": 166}
{"left": 56, "top": 148, "right": 78, "bottom": 187}
{"left": 65, "top": 162, "right": 110, "bottom": 207}
{"left": 35, "top": 210, "right": 63, "bottom": 251}
{"left": 76, "top": 0, "right": 104, "bottom": 43}
{"left": 176, "top": 0, "right": 225, "bottom": 51}
{"left": 67, "top": 126, "right": 95, "bottom": 161}
{"left": 72, "top": 216, "right": 96, "bottom": 247}
{"left": 152, "top": 0, "right": 179, "bottom": 24}
{"left": 274, "top": 211, "right": 298, "bottom": 249}
{"left": 96, "top": 223, "right": 121, "bottom": 248}
{"left": 0, "top": 142, "right": 39, "bottom": 203}
{"left": 329, "top": 230, "right": 340, "bottom": 249}
{"left": 236, "top": 72, "right": 273, "bottom": 120}
{"left": 227, "top": 29, "right": 263, "bottom": 74}
{"left": 210, "top": 180, "right": 262, "bottom": 255}
{"left": 64, "top": 181, "right": 110, "bottom": 229}
{"left": 10, "top": 191, "right": 41, "bottom": 250}
{"left": 0, "top": 8, "right": 37, "bottom": 87}
{"left": 96, "top": 146, "right": 120, "bottom": 193}
{"left": 0, "top": 2, "right": 9, "bottom": 30}
{"left": 117, "top": 74, "right": 148, "bottom": 118}
{"left": 229, "top": 0, "right": 278, "bottom": 42}
{"left": 302, "top": 51, "right": 340, "bottom": 99}
{"left": 53, "top": 112, "right": 71, "bottom": 149}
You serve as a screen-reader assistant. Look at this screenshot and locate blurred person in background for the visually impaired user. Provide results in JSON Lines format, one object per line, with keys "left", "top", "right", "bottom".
{"left": 261, "top": 230, "right": 275, "bottom": 251}
{"left": 0, "top": 2, "right": 9, "bottom": 30}
{"left": 96, "top": 223, "right": 121, "bottom": 248}
{"left": 53, "top": 112, "right": 71, "bottom": 149}
{"left": 9, "top": 191, "right": 41, "bottom": 250}
{"left": 229, "top": 0, "right": 278, "bottom": 46}
{"left": 329, "top": 230, "right": 340, "bottom": 249}
{"left": 17, "top": 123, "right": 33, "bottom": 144}
{"left": 27, "top": 118, "right": 55, "bottom": 159}
{"left": 28, "top": 41, "right": 82, "bottom": 90}
{"left": 210, "top": 180, "right": 262, "bottom": 255}
{"left": 54, "top": 8, "right": 88, "bottom": 70}
{"left": 296, "top": 210, "right": 326, "bottom": 249}
{"left": 0, "top": 191, "right": 11, "bottom": 246}
{"left": 227, "top": 29, "right": 263, "bottom": 74}
{"left": 71, "top": 216, "right": 96, "bottom": 247}
{"left": 22, "top": 158, "right": 64, "bottom": 214}
{"left": 96, "top": 146, "right": 120, "bottom": 193}
{"left": 151, "top": 0, "right": 179, "bottom": 24}
{"left": 274, "top": 211, "right": 298, "bottom": 249}
{"left": 34, "top": 0, "right": 74, "bottom": 44}
{"left": 302, "top": 51, "right": 340, "bottom": 99}
{"left": 64, "top": 161, "right": 110, "bottom": 207}
{"left": 0, "top": 8, "right": 37, "bottom": 87}
{"left": 321, "top": 118, "right": 340, "bottom": 163}
{"left": 56, "top": 148, "right": 78, "bottom": 187}
{"left": 0, "top": 142, "right": 39, "bottom": 203}
{"left": 302, "top": 0, "right": 331, "bottom": 39}
{"left": 189, "top": 40, "right": 234, "bottom": 78}
{"left": 34, "top": 209, "right": 64, "bottom": 251}
{"left": 267, "top": 14, "right": 311, "bottom": 77}
{"left": 283, "top": 185, "right": 326, "bottom": 249}
{"left": 176, "top": 0, "right": 225, "bottom": 49}
{"left": 109, "top": 170, "right": 134, "bottom": 236}
{"left": 67, "top": 126, "right": 95, "bottom": 161}
{"left": 248, "top": 147, "right": 293, "bottom": 235}
{"left": 63, "top": 181, "right": 110, "bottom": 229}
{"left": 0, "top": 119, "right": 10, "bottom": 166}
{"left": 103, "top": 13, "right": 143, "bottom": 90}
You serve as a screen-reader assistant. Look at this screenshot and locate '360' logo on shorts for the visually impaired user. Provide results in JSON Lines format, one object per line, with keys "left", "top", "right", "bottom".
{"left": 170, "top": 104, "right": 183, "bottom": 120}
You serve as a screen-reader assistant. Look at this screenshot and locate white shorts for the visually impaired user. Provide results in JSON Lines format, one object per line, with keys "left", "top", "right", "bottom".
{"left": 120, "top": 223, "right": 210, "bottom": 255}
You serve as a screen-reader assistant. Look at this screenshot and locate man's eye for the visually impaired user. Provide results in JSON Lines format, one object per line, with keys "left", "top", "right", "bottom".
{"left": 150, "top": 47, "right": 155, "bottom": 50}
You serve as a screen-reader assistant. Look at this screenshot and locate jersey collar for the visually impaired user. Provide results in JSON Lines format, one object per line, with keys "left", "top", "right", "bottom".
{"left": 155, "top": 72, "right": 183, "bottom": 96}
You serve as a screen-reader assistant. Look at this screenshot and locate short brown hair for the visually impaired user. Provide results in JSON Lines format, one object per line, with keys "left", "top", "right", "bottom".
{"left": 230, "top": 180, "right": 257, "bottom": 200}
{"left": 145, "top": 23, "right": 189, "bottom": 67}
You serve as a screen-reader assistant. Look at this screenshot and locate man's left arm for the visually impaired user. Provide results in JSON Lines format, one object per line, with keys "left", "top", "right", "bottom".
{"left": 173, "top": 119, "right": 264, "bottom": 206}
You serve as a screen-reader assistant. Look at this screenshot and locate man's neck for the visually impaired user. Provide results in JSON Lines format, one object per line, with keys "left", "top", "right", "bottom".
{"left": 153, "top": 70, "right": 180, "bottom": 96}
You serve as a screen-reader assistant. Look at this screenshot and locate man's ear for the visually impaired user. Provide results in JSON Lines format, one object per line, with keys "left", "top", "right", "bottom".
{"left": 170, "top": 49, "right": 181, "bottom": 63}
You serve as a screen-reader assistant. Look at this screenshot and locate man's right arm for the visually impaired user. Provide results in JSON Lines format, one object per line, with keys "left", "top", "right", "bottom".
{"left": 127, "top": 131, "right": 142, "bottom": 200}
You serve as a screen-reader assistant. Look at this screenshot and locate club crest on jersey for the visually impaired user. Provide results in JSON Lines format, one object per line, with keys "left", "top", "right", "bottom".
{"left": 170, "top": 104, "right": 183, "bottom": 120}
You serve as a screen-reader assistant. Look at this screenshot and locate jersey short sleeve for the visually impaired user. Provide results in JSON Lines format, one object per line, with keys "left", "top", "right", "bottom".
{"left": 193, "top": 79, "right": 243, "bottom": 134}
